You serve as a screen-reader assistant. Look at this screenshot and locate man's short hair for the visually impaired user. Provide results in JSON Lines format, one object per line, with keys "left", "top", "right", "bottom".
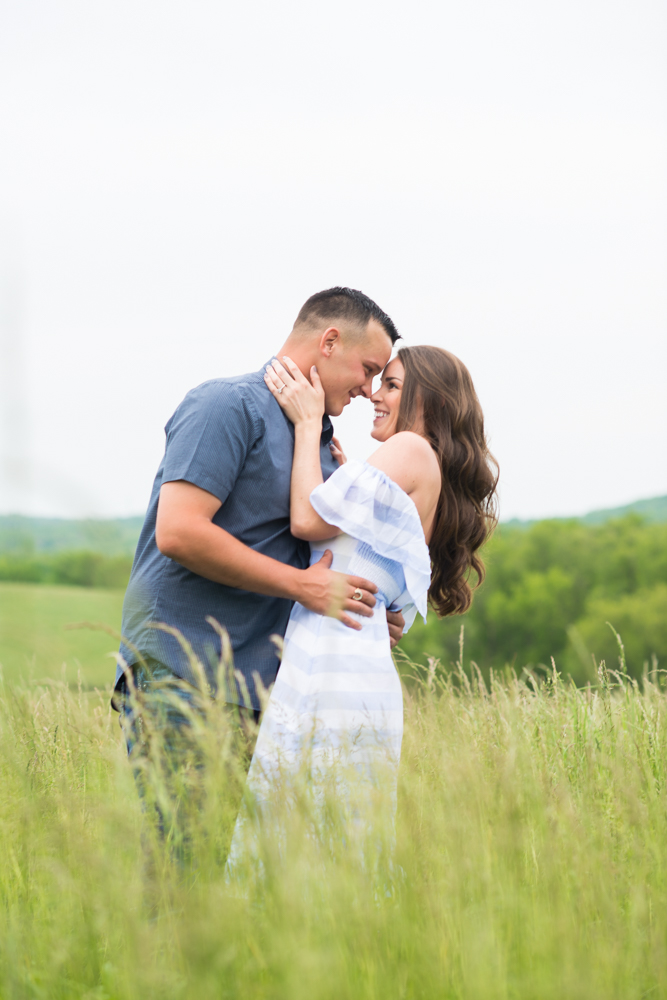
{"left": 294, "top": 287, "right": 401, "bottom": 345}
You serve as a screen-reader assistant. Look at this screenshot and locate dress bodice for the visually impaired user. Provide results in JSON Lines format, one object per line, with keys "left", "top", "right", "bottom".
{"left": 308, "top": 460, "right": 432, "bottom": 630}
{"left": 309, "top": 533, "right": 410, "bottom": 612}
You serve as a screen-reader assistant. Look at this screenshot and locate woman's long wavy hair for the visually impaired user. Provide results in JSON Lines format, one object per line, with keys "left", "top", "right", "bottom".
{"left": 396, "top": 345, "right": 499, "bottom": 617}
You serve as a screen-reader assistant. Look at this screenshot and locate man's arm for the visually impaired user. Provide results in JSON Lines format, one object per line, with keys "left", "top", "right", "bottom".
{"left": 155, "top": 480, "right": 377, "bottom": 630}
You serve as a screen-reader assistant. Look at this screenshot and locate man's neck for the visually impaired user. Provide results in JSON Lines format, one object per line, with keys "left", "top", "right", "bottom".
{"left": 272, "top": 336, "right": 318, "bottom": 383}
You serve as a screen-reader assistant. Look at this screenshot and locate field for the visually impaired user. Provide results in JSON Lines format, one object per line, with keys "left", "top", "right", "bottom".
{"left": 3, "top": 511, "right": 666, "bottom": 687}
{"left": 1, "top": 521, "right": 667, "bottom": 999}
{"left": 2, "top": 640, "right": 667, "bottom": 998}
{"left": 0, "top": 582, "right": 124, "bottom": 689}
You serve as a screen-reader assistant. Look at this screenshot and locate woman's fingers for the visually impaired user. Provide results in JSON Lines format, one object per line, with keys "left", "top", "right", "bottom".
{"left": 330, "top": 434, "right": 347, "bottom": 465}
{"left": 270, "top": 358, "right": 291, "bottom": 382}
{"left": 264, "top": 368, "right": 287, "bottom": 402}
{"left": 268, "top": 358, "right": 324, "bottom": 404}
{"left": 268, "top": 359, "right": 291, "bottom": 389}
{"left": 310, "top": 365, "right": 324, "bottom": 394}
{"left": 270, "top": 356, "right": 305, "bottom": 388}
{"left": 279, "top": 356, "right": 309, "bottom": 385}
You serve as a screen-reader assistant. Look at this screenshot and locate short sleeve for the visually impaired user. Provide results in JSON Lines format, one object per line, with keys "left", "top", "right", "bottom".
{"left": 162, "top": 381, "right": 261, "bottom": 503}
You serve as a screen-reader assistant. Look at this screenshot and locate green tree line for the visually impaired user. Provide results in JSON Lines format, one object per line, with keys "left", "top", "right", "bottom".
{"left": 2, "top": 513, "right": 665, "bottom": 684}
{"left": 399, "top": 514, "right": 667, "bottom": 684}
{"left": 0, "top": 550, "right": 133, "bottom": 589}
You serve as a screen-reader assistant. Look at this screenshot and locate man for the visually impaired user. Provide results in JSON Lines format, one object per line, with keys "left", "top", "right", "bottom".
{"left": 116, "top": 288, "right": 405, "bottom": 746}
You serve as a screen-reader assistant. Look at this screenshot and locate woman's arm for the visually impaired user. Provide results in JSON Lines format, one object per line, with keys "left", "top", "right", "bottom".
{"left": 264, "top": 357, "right": 342, "bottom": 541}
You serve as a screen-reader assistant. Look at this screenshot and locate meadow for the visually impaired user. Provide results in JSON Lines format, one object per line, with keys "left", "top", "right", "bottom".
{"left": 3, "top": 511, "right": 666, "bottom": 690}
{"left": 2, "top": 650, "right": 667, "bottom": 998}
{"left": 1, "top": 509, "right": 667, "bottom": 997}
{"left": 0, "top": 582, "right": 123, "bottom": 689}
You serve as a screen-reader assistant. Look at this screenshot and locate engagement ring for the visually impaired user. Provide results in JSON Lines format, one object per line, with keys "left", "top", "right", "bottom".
{"left": 352, "top": 588, "right": 363, "bottom": 601}
{"left": 277, "top": 385, "right": 284, "bottom": 394}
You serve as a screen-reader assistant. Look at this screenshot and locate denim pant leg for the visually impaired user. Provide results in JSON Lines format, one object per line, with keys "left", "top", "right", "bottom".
{"left": 117, "top": 660, "right": 261, "bottom": 841}
{"left": 117, "top": 660, "right": 202, "bottom": 763}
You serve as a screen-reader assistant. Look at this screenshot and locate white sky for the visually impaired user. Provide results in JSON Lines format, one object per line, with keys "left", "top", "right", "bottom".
{"left": 0, "top": 0, "right": 665, "bottom": 521}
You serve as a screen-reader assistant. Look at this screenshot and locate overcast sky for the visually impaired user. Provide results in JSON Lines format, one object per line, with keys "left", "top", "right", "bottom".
{"left": 0, "top": 0, "right": 665, "bottom": 521}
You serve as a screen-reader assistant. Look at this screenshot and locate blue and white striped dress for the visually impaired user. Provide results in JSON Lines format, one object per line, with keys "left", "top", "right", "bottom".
{"left": 228, "top": 460, "right": 431, "bottom": 853}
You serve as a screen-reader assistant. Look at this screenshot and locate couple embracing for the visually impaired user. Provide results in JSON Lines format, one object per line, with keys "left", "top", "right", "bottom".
{"left": 116, "top": 287, "right": 497, "bottom": 847}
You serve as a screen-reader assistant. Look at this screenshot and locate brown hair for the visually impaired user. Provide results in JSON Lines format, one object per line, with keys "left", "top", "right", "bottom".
{"left": 396, "top": 345, "right": 499, "bottom": 617}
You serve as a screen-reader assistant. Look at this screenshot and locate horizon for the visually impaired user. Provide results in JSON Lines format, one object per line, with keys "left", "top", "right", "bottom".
{"left": 1, "top": 491, "right": 665, "bottom": 528}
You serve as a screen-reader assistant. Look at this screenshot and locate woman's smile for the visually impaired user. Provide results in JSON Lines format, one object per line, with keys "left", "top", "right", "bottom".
{"left": 370, "top": 357, "right": 405, "bottom": 441}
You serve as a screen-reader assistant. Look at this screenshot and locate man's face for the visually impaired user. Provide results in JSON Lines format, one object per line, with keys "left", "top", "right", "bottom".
{"left": 317, "top": 319, "right": 393, "bottom": 416}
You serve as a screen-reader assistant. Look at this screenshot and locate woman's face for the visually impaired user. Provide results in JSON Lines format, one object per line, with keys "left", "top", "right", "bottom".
{"left": 370, "top": 357, "right": 405, "bottom": 441}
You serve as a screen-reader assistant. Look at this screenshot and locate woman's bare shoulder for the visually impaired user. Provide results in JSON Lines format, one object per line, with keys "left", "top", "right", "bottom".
{"left": 367, "top": 432, "right": 440, "bottom": 494}
{"left": 371, "top": 431, "right": 438, "bottom": 467}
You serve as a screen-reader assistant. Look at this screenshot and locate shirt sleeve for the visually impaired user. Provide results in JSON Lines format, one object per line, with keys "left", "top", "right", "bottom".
{"left": 161, "top": 381, "right": 262, "bottom": 503}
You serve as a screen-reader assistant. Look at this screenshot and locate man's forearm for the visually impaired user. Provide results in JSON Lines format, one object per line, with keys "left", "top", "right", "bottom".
{"left": 155, "top": 479, "right": 377, "bottom": 625}
{"left": 161, "top": 517, "right": 302, "bottom": 599}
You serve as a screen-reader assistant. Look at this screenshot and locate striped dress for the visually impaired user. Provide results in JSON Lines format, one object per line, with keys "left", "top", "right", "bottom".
{"left": 227, "top": 461, "right": 431, "bottom": 866}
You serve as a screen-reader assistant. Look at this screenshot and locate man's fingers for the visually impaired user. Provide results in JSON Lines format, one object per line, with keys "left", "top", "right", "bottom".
{"left": 348, "top": 575, "right": 378, "bottom": 596}
{"left": 317, "top": 549, "right": 333, "bottom": 568}
{"left": 353, "top": 589, "right": 375, "bottom": 609}
{"left": 343, "top": 598, "right": 373, "bottom": 618}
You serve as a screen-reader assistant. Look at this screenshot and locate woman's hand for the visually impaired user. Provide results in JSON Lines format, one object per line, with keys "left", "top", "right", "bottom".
{"left": 330, "top": 435, "right": 347, "bottom": 466}
{"left": 264, "top": 357, "right": 325, "bottom": 427}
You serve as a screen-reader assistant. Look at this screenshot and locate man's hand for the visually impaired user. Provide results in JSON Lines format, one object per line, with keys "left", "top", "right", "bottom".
{"left": 386, "top": 609, "right": 405, "bottom": 649}
{"left": 296, "top": 550, "right": 377, "bottom": 631}
{"left": 156, "top": 481, "right": 377, "bottom": 632}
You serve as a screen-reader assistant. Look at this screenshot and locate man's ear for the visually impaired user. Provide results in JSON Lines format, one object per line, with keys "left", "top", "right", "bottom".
{"left": 318, "top": 327, "right": 341, "bottom": 358}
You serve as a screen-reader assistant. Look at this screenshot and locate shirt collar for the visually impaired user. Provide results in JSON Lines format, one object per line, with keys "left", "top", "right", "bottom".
{"left": 321, "top": 414, "right": 334, "bottom": 445}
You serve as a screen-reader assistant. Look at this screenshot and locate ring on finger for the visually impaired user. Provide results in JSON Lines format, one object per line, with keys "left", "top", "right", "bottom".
{"left": 277, "top": 385, "right": 284, "bottom": 394}
{"left": 352, "top": 588, "right": 363, "bottom": 601}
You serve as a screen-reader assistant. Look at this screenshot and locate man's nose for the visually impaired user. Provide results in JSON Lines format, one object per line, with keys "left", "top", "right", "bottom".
{"left": 358, "top": 378, "right": 374, "bottom": 399}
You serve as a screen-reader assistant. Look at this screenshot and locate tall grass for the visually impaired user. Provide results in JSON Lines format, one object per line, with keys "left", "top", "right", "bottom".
{"left": 1, "top": 645, "right": 667, "bottom": 999}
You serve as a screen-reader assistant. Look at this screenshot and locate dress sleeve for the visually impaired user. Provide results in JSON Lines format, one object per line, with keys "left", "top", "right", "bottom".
{"left": 395, "top": 602, "right": 419, "bottom": 634}
{"left": 309, "top": 460, "right": 431, "bottom": 622}
{"left": 162, "top": 381, "right": 261, "bottom": 503}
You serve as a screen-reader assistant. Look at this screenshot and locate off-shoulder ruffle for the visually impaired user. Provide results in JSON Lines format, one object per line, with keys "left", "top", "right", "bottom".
{"left": 309, "top": 459, "right": 431, "bottom": 621}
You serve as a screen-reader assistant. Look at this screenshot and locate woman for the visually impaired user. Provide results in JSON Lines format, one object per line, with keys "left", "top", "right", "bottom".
{"left": 227, "top": 345, "right": 498, "bottom": 866}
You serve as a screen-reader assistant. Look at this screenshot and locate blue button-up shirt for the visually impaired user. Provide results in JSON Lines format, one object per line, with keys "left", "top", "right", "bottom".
{"left": 118, "top": 364, "right": 338, "bottom": 708}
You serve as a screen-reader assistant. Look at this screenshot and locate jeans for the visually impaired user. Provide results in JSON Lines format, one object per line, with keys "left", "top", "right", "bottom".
{"left": 117, "top": 659, "right": 261, "bottom": 756}
{"left": 116, "top": 659, "right": 261, "bottom": 853}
